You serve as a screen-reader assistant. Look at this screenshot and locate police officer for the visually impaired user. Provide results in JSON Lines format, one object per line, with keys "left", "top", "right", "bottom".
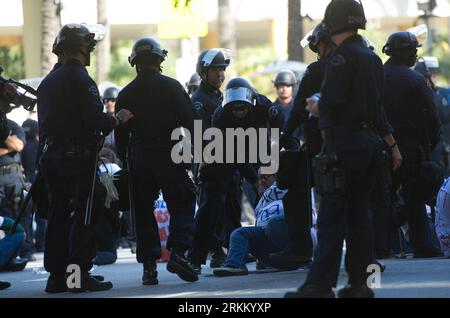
{"left": 415, "top": 58, "right": 450, "bottom": 175}
{"left": 102, "top": 86, "right": 120, "bottom": 152}
{"left": 191, "top": 49, "right": 235, "bottom": 269}
{"left": 115, "top": 37, "right": 198, "bottom": 285}
{"left": 186, "top": 73, "right": 201, "bottom": 97}
{"left": 189, "top": 77, "right": 284, "bottom": 272}
{"left": 382, "top": 31, "right": 442, "bottom": 258}
{"left": 192, "top": 49, "right": 230, "bottom": 129}
{"left": 285, "top": 0, "right": 388, "bottom": 298}
{"left": 271, "top": 22, "right": 335, "bottom": 270}
{"left": 37, "top": 23, "right": 133, "bottom": 293}
{"left": 272, "top": 69, "right": 302, "bottom": 150}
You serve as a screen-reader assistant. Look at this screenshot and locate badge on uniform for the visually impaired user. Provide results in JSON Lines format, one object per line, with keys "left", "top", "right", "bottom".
{"left": 89, "top": 85, "right": 100, "bottom": 97}
{"left": 269, "top": 106, "right": 280, "bottom": 119}
{"left": 330, "top": 54, "right": 346, "bottom": 67}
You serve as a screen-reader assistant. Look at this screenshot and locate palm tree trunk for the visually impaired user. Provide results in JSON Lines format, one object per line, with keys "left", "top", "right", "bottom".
{"left": 96, "top": 0, "right": 111, "bottom": 83}
{"left": 218, "top": 0, "right": 236, "bottom": 53}
{"left": 288, "top": 0, "right": 303, "bottom": 62}
{"left": 41, "top": 0, "right": 59, "bottom": 75}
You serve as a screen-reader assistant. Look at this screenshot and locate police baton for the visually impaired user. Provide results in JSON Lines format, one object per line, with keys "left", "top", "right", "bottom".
{"left": 126, "top": 133, "right": 137, "bottom": 238}
{"left": 305, "top": 145, "right": 314, "bottom": 228}
{"left": 84, "top": 134, "right": 103, "bottom": 226}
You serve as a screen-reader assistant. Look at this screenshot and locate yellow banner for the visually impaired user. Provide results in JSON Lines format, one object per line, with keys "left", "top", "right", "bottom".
{"left": 158, "top": 0, "right": 208, "bottom": 39}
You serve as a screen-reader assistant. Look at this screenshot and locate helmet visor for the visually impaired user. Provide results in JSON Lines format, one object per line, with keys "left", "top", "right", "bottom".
{"left": 406, "top": 24, "right": 427, "bottom": 47}
{"left": 223, "top": 87, "right": 254, "bottom": 108}
{"left": 300, "top": 29, "right": 314, "bottom": 48}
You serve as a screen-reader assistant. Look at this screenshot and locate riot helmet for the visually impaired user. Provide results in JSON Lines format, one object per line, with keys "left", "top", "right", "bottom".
{"left": 186, "top": 73, "right": 201, "bottom": 95}
{"left": 53, "top": 24, "right": 97, "bottom": 65}
{"left": 223, "top": 77, "right": 256, "bottom": 111}
{"left": 382, "top": 31, "right": 421, "bottom": 67}
{"left": 414, "top": 60, "right": 432, "bottom": 78}
{"left": 323, "top": 0, "right": 366, "bottom": 35}
{"left": 273, "top": 70, "right": 297, "bottom": 87}
{"left": 301, "top": 22, "right": 331, "bottom": 54}
{"left": 103, "top": 87, "right": 120, "bottom": 103}
{"left": 196, "top": 49, "right": 231, "bottom": 76}
{"left": 128, "top": 37, "right": 168, "bottom": 67}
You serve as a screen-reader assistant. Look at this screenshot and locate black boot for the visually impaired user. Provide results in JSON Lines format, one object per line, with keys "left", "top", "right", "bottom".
{"left": 167, "top": 250, "right": 199, "bottom": 282}
{"left": 268, "top": 250, "right": 311, "bottom": 270}
{"left": 337, "top": 285, "right": 375, "bottom": 298}
{"left": 45, "top": 273, "right": 67, "bottom": 294}
{"left": 142, "top": 261, "right": 158, "bottom": 286}
{"left": 67, "top": 272, "right": 113, "bottom": 293}
{"left": 284, "top": 284, "right": 335, "bottom": 298}
{"left": 0, "top": 281, "right": 11, "bottom": 290}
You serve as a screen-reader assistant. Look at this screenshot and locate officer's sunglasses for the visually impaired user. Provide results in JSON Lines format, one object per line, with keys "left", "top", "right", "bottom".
{"left": 103, "top": 98, "right": 116, "bottom": 104}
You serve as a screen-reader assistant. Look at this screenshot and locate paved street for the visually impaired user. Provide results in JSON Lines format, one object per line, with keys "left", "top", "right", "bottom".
{"left": 1, "top": 249, "right": 450, "bottom": 298}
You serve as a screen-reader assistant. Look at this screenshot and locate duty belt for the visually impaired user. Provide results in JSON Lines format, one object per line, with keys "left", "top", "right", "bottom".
{"left": 322, "top": 122, "right": 374, "bottom": 141}
{"left": 0, "top": 163, "right": 21, "bottom": 175}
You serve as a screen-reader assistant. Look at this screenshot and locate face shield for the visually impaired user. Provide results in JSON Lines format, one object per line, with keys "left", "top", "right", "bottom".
{"left": 223, "top": 87, "right": 255, "bottom": 110}
{"left": 300, "top": 29, "right": 314, "bottom": 48}
{"left": 406, "top": 24, "right": 428, "bottom": 47}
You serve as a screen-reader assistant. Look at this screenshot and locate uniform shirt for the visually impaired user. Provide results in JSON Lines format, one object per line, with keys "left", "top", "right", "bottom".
{"left": 0, "top": 119, "right": 25, "bottom": 166}
{"left": 37, "top": 59, "right": 116, "bottom": 147}
{"left": 21, "top": 137, "right": 39, "bottom": 181}
{"left": 191, "top": 81, "right": 222, "bottom": 130}
{"left": 273, "top": 99, "right": 302, "bottom": 151}
{"left": 115, "top": 68, "right": 196, "bottom": 163}
{"left": 284, "top": 58, "right": 329, "bottom": 155}
{"left": 0, "top": 115, "right": 9, "bottom": 142}
{"left": 384, "top": 59, "right": 440, "bottom": 150}
{"left": 318, "top": 35, "right": 389, "bottom": 136}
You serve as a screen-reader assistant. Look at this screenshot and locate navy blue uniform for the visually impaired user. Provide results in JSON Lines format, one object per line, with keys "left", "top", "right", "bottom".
{"left": 115, "top": 69, "right": 196, "bottom": 263}
{"left": 190, "top": 80, "right": 242, "bottom": 259}
{"left": 278, "top": 59, "right": 330, "bottom": 261}
{"left": 189, "top": 94, "right": 284, "bottom": 265}
{"left": 191, "top": 82, "right": 222, "bottom": 130}
{"left": 384, "top": 59, "right": 441, "bottom": 253}
{"left": 37, "top": 58, "right": 116, "bottom": 275}
{"left": 305, "top": 35, "right": 384, "bottom": 290}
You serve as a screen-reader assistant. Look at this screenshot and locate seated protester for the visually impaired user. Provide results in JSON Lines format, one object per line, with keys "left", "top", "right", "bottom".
{"left": 93, "top": 148, "right": 122, "bottom": 266}
{"left": 436, "top": 178, "right": 450, "bottom": 258}
{"left": 213, "top": 171, "right": 316, "bottom": 277}
{"left": 0, "top": 216, "right": 28, "bottom": 273}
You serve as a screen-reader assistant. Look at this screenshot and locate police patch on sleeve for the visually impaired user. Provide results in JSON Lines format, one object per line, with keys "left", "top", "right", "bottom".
{"left": 330, "top": 54, "right": 346, "bottom": 67}
{"left": 194, "top": 101, "right": 204, "bottom": 112}
{"left": 88, "top": 85, "right": 100, "bottom": 97}
{"left": 269, "top": 106, "right": 280, "bottom": 118}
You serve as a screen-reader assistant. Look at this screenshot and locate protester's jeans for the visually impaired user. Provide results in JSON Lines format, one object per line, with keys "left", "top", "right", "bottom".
{"left": 0, "top": 233, "right": 25, "bottom": 269}
{"left": 224, "top": 216, "right": 288, "bottom": 270}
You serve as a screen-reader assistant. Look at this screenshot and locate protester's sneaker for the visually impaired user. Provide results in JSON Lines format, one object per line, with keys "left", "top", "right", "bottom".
{"left": 284, "top": 284, "right": 335, "bottom": 298}
{"left": 20, "top": 253, "right": 36, "bottom": 262}
{"left": 256, "top": 260, "right": 272, "bottom": 270}
{"left": 142, "top": 261, "right": 158, "bottom": 286}
{"left": 167, "top": 251, "right": 199, "bottom": 282}
{"left": 268, "top": 251, "right": 311, "bottom": 270}
{"left": 337, "top": 285, "right": 375, "bottom": 298}
{"left": 67, "top": 273, "right": 113, "bottom": 293}
{"left": 213, "top": 266, "right": 248, "bottom": 277}
{"left": 45, "top": 274, "right": 67, "bottom": 294}
{"left": 2, "top": 258, "right": 28, "bottom": 272}
{"left": 0, "top": 281, "right": 11, "bottom": 290}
